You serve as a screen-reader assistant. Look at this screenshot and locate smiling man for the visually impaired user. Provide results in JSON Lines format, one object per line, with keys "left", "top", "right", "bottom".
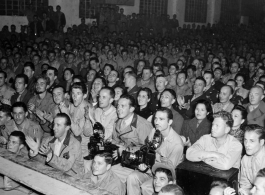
{"left": 186, "top": 111, "right": 242, "bottom": 170}
{"left": 26, "top": 113, "right": 85, "bottom": 178}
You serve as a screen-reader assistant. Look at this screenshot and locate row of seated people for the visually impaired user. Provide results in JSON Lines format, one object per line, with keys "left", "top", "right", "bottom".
{"left": 0, "top": 76, "right": 264, "bottom": 195}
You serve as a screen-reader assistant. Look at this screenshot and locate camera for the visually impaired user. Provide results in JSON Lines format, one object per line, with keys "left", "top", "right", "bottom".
{"left": 84, "top": 122, "right": 118, "bottom": 160}
{"left": 121, "top": 130, "right": 163, "bottom": 170}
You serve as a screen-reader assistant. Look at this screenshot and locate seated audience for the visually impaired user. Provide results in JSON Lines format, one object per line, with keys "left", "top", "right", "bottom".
{"left": 180, "top": 99, "right": 212, "bottom": 146}
{"left": 186, "top": 111, "right": 242, "bottom": 170}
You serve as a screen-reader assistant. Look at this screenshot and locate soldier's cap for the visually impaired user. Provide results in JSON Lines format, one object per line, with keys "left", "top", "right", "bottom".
{"left": 152, "top": 162, "right": 176, "bottom": 181}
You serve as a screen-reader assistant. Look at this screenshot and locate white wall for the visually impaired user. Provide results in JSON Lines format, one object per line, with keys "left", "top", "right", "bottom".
{"left": 0, "top": 0, "right": 221, "bottom": 32}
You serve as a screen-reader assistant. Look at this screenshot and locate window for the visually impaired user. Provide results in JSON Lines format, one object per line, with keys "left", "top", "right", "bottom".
{"left": 0, "top": 0, "right": 48, "bottom": 16}
{"left": 139, "top": 0, "right": 168, "bottom": 16}
{"left": 185, "top": 0, "right": 207, "bottom": 23}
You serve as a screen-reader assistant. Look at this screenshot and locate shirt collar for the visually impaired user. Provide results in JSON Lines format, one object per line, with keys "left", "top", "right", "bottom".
{"left": 102, "top": 105, "right": 115, "bottom": 115}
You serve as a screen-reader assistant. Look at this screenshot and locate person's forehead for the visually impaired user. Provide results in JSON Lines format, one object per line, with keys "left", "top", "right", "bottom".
{"left": 119, "top": 98, "right": 130, "bottom": 105}
{"left": 9, "top": 136, "right": 20, "bottom": 142}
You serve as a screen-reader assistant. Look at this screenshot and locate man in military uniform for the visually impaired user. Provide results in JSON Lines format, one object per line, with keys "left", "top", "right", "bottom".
{"left": 203, "top": 70, "right": 219, "bottom": 104}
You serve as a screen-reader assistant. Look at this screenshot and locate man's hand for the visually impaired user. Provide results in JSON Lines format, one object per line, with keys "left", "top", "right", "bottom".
{"left": 35, "top": 109, "right": 46, "bottom": 123}
{"left": 59, "top": 102, "right": 70, "bottom": 115}
{"left": 39, "top": 144, "right": 51, "bottom": 156}
{"left": 138, "top": 164, "right": 148, "bottom": 172}
{"left": 1, "top": 98, "right": 11, "bottom": 106}
{"left": 28, "top": 103, "right": 35, "bottom": 112}
{"left": 25, "top": 136, "right": 40, "bottom": 157}
{"left": 113, "top": 144, "right": 126, "bottom": 159}
{"left": 205, "top": 151, "right": 226, "bottom": 160}
{"left": 43, "top": 111, "right": 53, "bottom": 123}
{"left": 0, "top": 136, "right": 7, "bottom": 144}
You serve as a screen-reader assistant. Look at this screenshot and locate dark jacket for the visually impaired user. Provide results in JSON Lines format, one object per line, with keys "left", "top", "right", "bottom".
{"left": 180, "top": 117, "right": 212, "bottom": 145}
{"left": 135, "top": 106, "right": 153, "bottom": 119}
{"left": 10, "top": 89, "right": 33, "bottom": 105}
{"left": 246, "top": 101, "right": 265, "bottom": 127}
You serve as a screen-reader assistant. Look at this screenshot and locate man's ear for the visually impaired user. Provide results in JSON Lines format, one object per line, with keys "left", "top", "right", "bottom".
{"left": 225, "top": 126, "right": 230, "bottom": 134}
{"left": 109, "top": 97, "right": 114, "bottom": 104}
{"left": 25, "top": 111, "right": 28, "bottom": 117}
{"left": 229, "top": 94, "right": 233, "bottom": 100}
{"left": 129, "top": 106, "right": 135, "bottom": 113}
{"left": 168, "top": 119, "right": 173, "bottom": 126}
{"left": 171, "top": 98, "right": 176, "bottom": 105}
{"left": 54, "top": 76, "right": 58, "bottom": 81}
{"left": 18, "top": 144, "right": 24, "bottom": 151}
{"left": 83, "top": 93, "right": 88, "bottom": 99}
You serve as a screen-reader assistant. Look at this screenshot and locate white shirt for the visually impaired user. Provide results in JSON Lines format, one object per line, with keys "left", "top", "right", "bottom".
{"left": 54, "top": 137, "right": 66, "bottom": 156}
{"left": 121, "top": 114, "right": 134, "bottom": 129}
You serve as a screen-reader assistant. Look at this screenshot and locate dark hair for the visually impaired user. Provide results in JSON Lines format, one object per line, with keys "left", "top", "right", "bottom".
{"left": 120, "top": 94, "right": 136, "bottom": 108}
{"left": 90, "top": 57, "right": 99, "bottom": 63}
{"left": 15, "top": 74, "right": 29, "bottom": 85}
{"left": 10, "top": 131, "right": 26, "bottom": 146}
{"left": 245, "top": 124, "right": 265, "bottom": 141}
{"left": 71, "top": 82, "right": 87, "bottom": 94}
{"left": 24, "top": 62, "right": 35, "bottom": 71}
{"left": 47, "top": 66, "right": 58, "bottom": 76}
{"left": 101, "top": 87, "right": 115, "bottom": 99}
{"left": 64, "top": 68, "right": 75, "bottom": 77}
{"left": 52, "top": 85, "right": 66, "bottom": 93}
{"left": 160, "top": 184, "right": 184, "bottom": 195}
{"left": 162, "top": 89, "right": 176, "bottom": 100}
{"left": 95, "top": 152, "right": 113, "bottom": 165}
{"left": 213, "top": 111, "right": 233, "bottom": 128}
{"left": 195, "top": 76, "right": 206, "bottom": 86}
{"left": 235, "top": 73, "right": 246, "bottom": 83}
{"left": 54, "top": 113, "right": 71, "bottom": 126}
{"left": 214, "top": 67, "right": 223, "bottom": 74}
{"left": 0, "top": 104, "right": 12, "bottom": 118}
{"left": 195, "top": 99, "right": 213, "bottom": 120}
{"left": 204, "top": 70, "right": 214, "bottom": 79}
{"left": 169, "top": 63, "right": 179, "bottom": 71}
{"left": 178, "top": 71, "right": 187, "bottom": 79}
{"left": 12, "top": 102, "right": 28, "bottom": 112}
{"left": 104, "top": 64, "right": 114, "bottom": 71}
{"left": 155, "top": 107, "right": 173, "bottom": 120}
{"left": 125, "top": 71, "right": 137, "bottom": 80}
{"left": 155, "top": 167, "right": 173, "bottom": 182}
{"left": 93, "top": 77, "right": 107, "bottom": 87}
{"left": 0, "top": 70, "right": 7, "bottom": 79}
{"left": 187, "top": 65, "right": 196, "bottom": 72}
{"left": 221, "top": 85, "right": 234, "bottom": 95}
{"left": 137, "top": 87, "right": 152, "bottom": 100}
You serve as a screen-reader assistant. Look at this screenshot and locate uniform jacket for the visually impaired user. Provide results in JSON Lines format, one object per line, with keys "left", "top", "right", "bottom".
{"left": 127, "top": 85, "right": 141, "bottom": 100}
{"left": 33, "top": 131, "right": 85, "bottom": 178}
{"left": 112, "top": 113, "right": 153, "bottom": 151}
{"left": 203, "top": 85, "right": 219, "bottom": 104}
{"left": 246, "top": 101, "right": 265, "bottom": 127}
{"left": 10, "top": 89, "right": 33, "bottom": 105}
{"left": 136, "top": 78, "right": 155, "bottom": 93}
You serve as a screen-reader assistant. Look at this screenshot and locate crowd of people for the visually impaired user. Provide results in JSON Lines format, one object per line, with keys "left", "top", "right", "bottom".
{"left": 1, "top": 3, "right": 265, "bottom": 195}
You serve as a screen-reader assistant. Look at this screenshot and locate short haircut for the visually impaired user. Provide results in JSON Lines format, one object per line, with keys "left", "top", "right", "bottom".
{"left": 125, "top": 71, "right": 137, "bottom": 80}
{"left": 178, "top": 71, "right": 187, "bottom": 79}
{"left": 169, "top": 63, "right": 179, "bottom": 71}
{"left": 227, "top": 79, "right": 236, "bottom": 86}
{"left": 156, "top": 107, "right": 173, "bottom": 120}
{"left": 52, "top": 85, "right": 66, "bottom": 93}
{"left": 101, "top": 87, "right": 115, "bottom": 99}
{"left": 210, "top": 180, "right": 228, "bottom": 190}
{"left": 95, "top": 152, "right": 113, "bottom": 165}
{"left": 93, "top": 77, "right": 107, "bottom": 87}
{"left": 54, "top": 113, "right": 71, "bottom": 126}
{"left": 257, "top": 168, "right": 265, "bottom": 178}
{"left": 214, "top": 67, "right": 223, "bottom": 74}
{"left": 104, "top": 64, "right": 115, "bottom": 71}
{"left": 0, "top": 104, "right": 12, "bottom": 118}
{"left": 195, "top": 76, "right": 206, "bottom": 86}
{"left": 222, "top": 85, "right": 234, "bottom": 95}
{"left": 0, "top": 70, "right": 7, "bottom": 79}
{"left": 47, "top": 66, "right": 58, "bottom": 76}
{"left": 10, "top": 131, "right": 26, "bottom": 145}
{"left": 12, "top": 102, "right": 28, "bottom": 112}
{"left": 64, "top": 68, "right": 75, "bottom": 77}
{"left": 162, "top": 89, "right": 176, "bottom": 100}
{"left": 204, "top": 70, "right": 214, "bottom": 78}
{"left": 15, "top": 74, "right": 29, "bottom": 85}
{"left": 213, "top": 111, "right": 233, "bottom": 128}
{"left": 245, "top": 124, "right": 265, "bottom": 141}
{"left": 120, "top": 94, "right": 136, "bottom": 108}
{"left": 153, "top": 63, "right": 163, "bottom": 71}
{"left": 155, "top": 167, "right": 173, "bottom": 182}
{"left": 24, "top": 62, "right": 35, "bottom": 71}
{"left": 90, "top": 57, "right": 99, "bottom": 63}
{"left": 137, "top": 87, "right": 152, "bottom": 99}
{"left": 251, "top": 85, "right": 264, "bottom": 94}
{"left": 37, "top": 75, "right": 50, "bottom": 86}
{"left": 71, "top": 82, "right": 87, "bottom": 94}
{"left": 187, "top": 65, "right": 196, "bottom": 72}
{"left": 195, "top": 99, "right": 213, "bottom": 116}
{"left": 160, "top": 184, "right": 184, "bottom": 195}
